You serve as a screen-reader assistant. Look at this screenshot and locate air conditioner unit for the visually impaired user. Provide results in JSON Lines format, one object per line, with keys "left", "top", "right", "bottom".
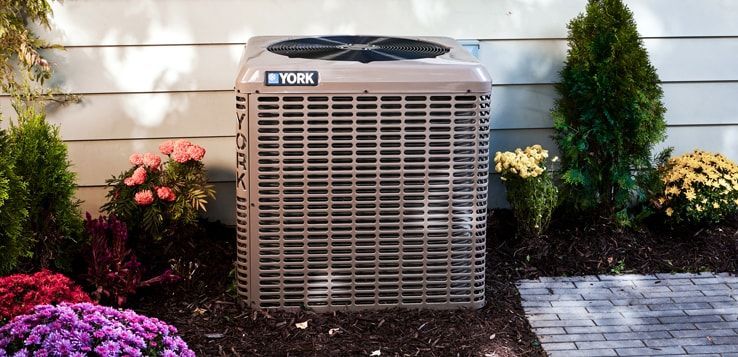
{"left": 235, "top": 36, "right": 491, "bottom": 311}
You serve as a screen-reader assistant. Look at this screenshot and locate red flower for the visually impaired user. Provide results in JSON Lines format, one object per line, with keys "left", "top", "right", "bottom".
{"left": 0, "top": 270, "right": 91, "bottom": 322}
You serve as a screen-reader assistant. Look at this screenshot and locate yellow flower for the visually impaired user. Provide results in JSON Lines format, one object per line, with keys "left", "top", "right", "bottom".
{"left": 665, "top": 207, "right": 674, "bottom": 217}
{"left": 494, "top": 144, "right": 551, "bottom": 180}
{"left": 713, "top": 202, "right": 720, "bottom": 209}
{"left": 665, "top": 186, "right": 680, "bottom": 196}
{"left": 684, "top": 190, "right": 696, "bottom": 201}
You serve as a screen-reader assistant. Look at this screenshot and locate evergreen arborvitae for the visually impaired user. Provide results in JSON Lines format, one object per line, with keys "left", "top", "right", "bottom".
{"left": 553, "top": 0, "right": 667, "bottom": 217}
{"left": 9, "top": 104, "right": 82, "bottom": 271}
{"left": 0, "top": 125, "right": 29, "bottom": 274}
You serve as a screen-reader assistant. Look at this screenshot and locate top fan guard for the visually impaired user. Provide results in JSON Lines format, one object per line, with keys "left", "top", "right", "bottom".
{"left": 266, "top": 36, "right": 450, "bottom": 63}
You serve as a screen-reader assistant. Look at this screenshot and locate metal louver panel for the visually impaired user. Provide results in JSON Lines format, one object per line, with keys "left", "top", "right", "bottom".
{"left": 236, "top": 92, "right": 490, "bottom": 310}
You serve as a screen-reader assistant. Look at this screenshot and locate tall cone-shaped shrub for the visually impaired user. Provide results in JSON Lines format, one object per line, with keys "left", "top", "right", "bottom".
{"left": 9, "top": 103, "right": 82, "bottom": 271}
{"left": 0, "top": 125, "right": 29, "bottom": 274}
{"left": 553, "top": 0, "right": 666, "bottom": 217}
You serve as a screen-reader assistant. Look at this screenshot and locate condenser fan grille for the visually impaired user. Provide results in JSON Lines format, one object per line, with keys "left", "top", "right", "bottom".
{"left": 266, "top": 36, "right": 450, "bottom": 63}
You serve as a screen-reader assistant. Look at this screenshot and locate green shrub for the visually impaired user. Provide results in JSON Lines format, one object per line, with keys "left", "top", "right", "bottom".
{"left": 658, "top": 150, "right": 738, "bottom": 224}
{"left": 8, "top": 104, "right": 82, "bottom": 271}
{"left": 552, "top": 0, "right": 667, "bottom": 218}
{"left": 495, "top": 145, "right": 558, "bottom": 238}
{"left": 102, "top": 139, "right": 215, "bottom": 241}
{"left": 0, "top": 124, "right": 29, "bottom": 274}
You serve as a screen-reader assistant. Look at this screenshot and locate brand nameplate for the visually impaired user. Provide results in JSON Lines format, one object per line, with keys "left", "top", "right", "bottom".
{"left": 265, "top": 71, "right": 319, "bottom": 86}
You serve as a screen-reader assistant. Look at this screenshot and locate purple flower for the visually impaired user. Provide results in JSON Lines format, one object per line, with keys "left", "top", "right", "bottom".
{"left": 0, "top": 303, "right": 194, "bottom": 356}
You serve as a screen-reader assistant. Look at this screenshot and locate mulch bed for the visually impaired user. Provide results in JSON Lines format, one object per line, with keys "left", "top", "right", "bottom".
{"left": 131, "top": 212, "right": 738, "bottom": 356}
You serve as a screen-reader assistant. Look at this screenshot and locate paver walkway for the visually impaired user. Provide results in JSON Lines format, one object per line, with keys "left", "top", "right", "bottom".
{"left": 517, "top": 273, "right": 738, "bottom": 356}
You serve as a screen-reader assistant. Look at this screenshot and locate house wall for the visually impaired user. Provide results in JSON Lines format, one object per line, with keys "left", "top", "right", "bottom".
{"left": 3, "top": 0, "right": 737, "bottom": 224}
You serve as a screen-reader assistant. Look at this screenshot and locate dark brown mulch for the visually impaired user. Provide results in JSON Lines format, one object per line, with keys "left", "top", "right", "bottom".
{"left": 132, "top": 218, "right": 542, "bottom": 357}
{"left": 506, "top": 211, "right": 738, "bottom": 278}
{"left": 131, "top": 212, "right": 738, "bottom": 356}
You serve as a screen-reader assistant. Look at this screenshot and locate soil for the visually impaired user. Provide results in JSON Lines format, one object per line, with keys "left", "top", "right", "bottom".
{"left": 131, "top": 212, "right": 738, "bottom": 356}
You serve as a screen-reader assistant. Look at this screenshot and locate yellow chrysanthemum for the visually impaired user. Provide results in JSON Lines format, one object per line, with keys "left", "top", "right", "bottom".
{"left": 493, "top": 145, "right": 552, "bottom": 180}
{"left": 658, "top": 149, "right": 738, "bottom": 221}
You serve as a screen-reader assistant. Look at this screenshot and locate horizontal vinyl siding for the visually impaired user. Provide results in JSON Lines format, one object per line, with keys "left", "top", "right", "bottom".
{"left": 17, "top": 0, "right": 738, "bottom": 222}
{"left": 23, "top": 38, "right": 738, "bottom": 94}
{"left": 0, "top": 92, "right": 236, "bottom": 140}
{"left": 39, "top": 0, "right": 738, "bottom": 46}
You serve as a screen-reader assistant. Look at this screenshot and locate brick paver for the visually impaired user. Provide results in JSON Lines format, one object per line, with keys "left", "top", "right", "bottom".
{"left": 518, "top": 273, "right": 738, "bottom": 356}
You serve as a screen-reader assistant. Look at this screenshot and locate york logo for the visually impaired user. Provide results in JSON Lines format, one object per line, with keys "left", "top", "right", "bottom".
{"left": 265, "top": 71, "right": 319, "bottom": 86}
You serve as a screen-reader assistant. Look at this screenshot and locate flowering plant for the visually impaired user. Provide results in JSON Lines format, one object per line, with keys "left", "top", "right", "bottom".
{"left": 84, "top": 213, "right": 180, "bottom": 306}
{"left": 102, "top": 139, "right": 215, "bottom": 240}
{"left": 657, "top": 150, "right": 738, "bottom": 224}
{"left": 0, "top": 270, "right": 90, "bottom": 323}
{"left": 0, "top": 303, "right": 195, "bottom": 356}
{"left": 495, "top": 145, "right": 558, "bottom": 238}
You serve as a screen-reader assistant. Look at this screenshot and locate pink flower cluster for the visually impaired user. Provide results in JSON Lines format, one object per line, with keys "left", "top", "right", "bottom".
{"left": 156, "top": 186, "right": 176, "bottom": 202}
{"left": 124, "top": 167, "right": 147, "bottom": 187}
{"left": 159, "top": 139, "right": 206, "bottom": 163}
{"left": 123, "top": 146, "right": 182, "bottom": 206}
{"left": 129, "top": 152, "right": 161, "bottom": 170}
{"left": 120, "top": 139, "right": 206, "bottom": 207}
{"left": 132, "top": 187, "right": 176, "bottom": 207}
{"left": 134, "top": 190, "right": 154, "bottom": 206}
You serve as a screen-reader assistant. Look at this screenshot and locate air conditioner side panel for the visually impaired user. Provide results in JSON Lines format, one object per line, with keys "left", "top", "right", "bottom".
{"left": 235, "top": 94, "right": 251, "bottom": 305}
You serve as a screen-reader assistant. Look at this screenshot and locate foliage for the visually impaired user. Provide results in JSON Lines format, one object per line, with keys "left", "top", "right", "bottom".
{"left": 552, "top": 0, "right": 667, "bottom": 218}
{"left": 0, "top": 126, "right": 28, "bottom": 274}
{"left": 495, "top": 145, "right": 559, "bottom": 238}
{"left": 0, "top": 269, "right": 89, "bottom": 323}
{"left": 8, "top": 103, "right": 82, "bottom": 271}
{"left": 623, "top": 147, "right": 673, "bottom": 225}
{"left": 84, "top": 213, "right": 180, "bottom": 307}
{"left": 102, "top": 139, "right": 215, "bottom": 241}
{"left": 657, "top": 150, "right": 738, "bottom": 225}
{"left": 0, "top": 303, "right": 195, "bottom": 356}
{"left": 0, "top": 0, "right": 74, "bottom": 103}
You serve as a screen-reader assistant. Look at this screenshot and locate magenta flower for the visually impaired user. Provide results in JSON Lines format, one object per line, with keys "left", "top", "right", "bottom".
{"left": 0, "top": 303, "right": 195, "bottom": 356}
